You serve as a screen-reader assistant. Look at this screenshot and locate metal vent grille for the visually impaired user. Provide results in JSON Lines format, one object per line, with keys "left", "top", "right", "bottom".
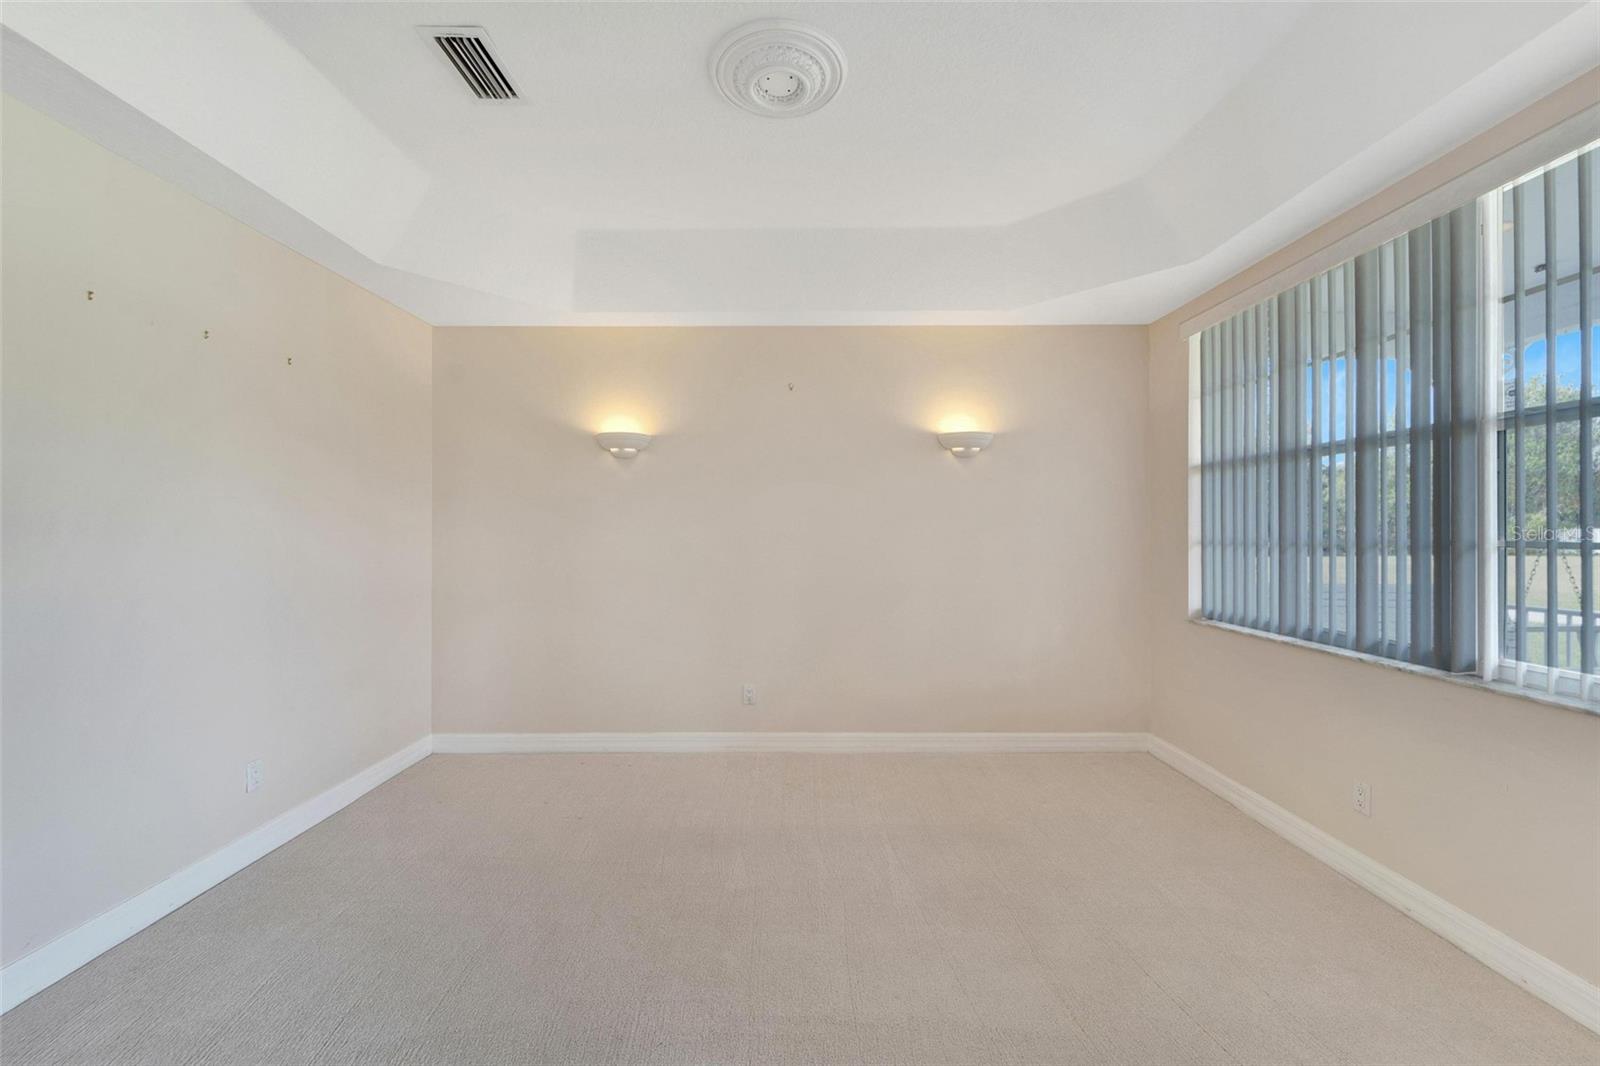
{"left": 428, "top": 28, "right": 517, "bottom": 100}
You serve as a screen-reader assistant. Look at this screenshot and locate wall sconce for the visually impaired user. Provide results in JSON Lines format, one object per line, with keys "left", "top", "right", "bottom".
{"left": 595, "top": 431, "right": 652, "bottom": 458}
{"left": 937, "top": 430, "right": 994, "bottom": 457}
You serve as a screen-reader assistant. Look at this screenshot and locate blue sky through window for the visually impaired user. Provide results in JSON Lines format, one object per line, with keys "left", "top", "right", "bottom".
{"left": 1298, "top": 324, "right": 1600, "bottom": 441}
{"left": 1514, "top": 324, "right": 1599, "bottom": 394}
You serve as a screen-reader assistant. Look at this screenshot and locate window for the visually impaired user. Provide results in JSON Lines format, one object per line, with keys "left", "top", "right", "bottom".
{"left": 1496, "top": 147, "right": 1600, "bottom": 700}
{"left": 1198, "top": 206, "right": 1481, "bottom": 670}
{"left": 1196, "top": 143, "right": 1599, "bottom": 707}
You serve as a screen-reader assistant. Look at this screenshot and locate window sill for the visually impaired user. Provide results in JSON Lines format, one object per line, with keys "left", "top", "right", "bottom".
{"left": 1187, "top": 617, "right": 1600, "bottom": 718}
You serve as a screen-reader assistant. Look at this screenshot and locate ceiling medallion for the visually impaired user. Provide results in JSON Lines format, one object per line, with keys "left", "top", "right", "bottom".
{"left": 710, "top": 19, "right": 847, "bottom": 118}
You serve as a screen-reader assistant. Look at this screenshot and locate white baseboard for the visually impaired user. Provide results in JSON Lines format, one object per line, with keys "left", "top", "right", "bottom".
{"left": 1146, "top": 735, "right": 1600, "bottom": 1035}
{"left": 430, "top": 731, "right": 1150, "bottom": 754}
{"left": 0, "top": 734, "right": 433, "bottom": 1015}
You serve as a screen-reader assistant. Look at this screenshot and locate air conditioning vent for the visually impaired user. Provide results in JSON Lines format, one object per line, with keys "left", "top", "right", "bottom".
{"left": 425, "top": 27, "right": 518, "bottom": 100}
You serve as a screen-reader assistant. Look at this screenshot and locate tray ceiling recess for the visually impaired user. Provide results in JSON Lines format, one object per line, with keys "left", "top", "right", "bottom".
{"left": 7, "top": 3, "right": 1593, "bottom": 325}
{"left": 710, "top": 19, "right": 847, "bottom": 118}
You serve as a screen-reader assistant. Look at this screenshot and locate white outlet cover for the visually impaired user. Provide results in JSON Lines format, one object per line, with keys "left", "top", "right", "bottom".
{"left": 246, "top": 759, "right": 264, "bottom": 794}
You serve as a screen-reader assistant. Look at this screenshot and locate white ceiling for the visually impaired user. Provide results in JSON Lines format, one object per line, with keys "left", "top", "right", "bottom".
{"left": 4, "top": 1, "right": 1598, "bottom": 325}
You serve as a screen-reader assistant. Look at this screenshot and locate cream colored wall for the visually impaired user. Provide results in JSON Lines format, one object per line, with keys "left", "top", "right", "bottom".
{"left": 0, "top": 98, "right": 433, "bottom": 966}
{"left": 1145, "top": 73, "right": 1600, "bottom": 984}
{"left": 432, "top": 325, "right": 1149, "bottom": 735}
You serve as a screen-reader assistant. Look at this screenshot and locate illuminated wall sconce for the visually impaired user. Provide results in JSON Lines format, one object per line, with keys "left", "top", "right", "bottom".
{"left": 937, "top": 430, "right": 994, "bottom": 457}
{"left": 595, "top": 431, "right": 652, "bottom": 458}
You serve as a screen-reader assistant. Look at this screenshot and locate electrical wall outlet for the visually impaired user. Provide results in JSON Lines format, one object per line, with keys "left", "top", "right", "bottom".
{"left": 741, "top": 683, "right": 756, "bottom": 706}
{"left": 245, "top": 759, "right": 264, "bottom": 794}
{"left": 1353, "top": 780, "right": 1371, "bottom": 817}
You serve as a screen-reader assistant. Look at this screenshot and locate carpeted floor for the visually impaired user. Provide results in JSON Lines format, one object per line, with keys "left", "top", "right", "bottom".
{"left": 2, "top": 752, "right": 1595, "bottom": 1065}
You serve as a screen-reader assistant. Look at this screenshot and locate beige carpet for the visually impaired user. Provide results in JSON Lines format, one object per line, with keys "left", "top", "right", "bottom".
{"left": 2, "top": 753, "right": 1595, "bottom": 1065}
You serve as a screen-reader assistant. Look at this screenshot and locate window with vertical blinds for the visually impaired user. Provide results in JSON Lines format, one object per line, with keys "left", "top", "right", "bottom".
{"left": 1197, "top": 142, "right": 1600, "bottom": 707}
{"left": 1198, "top": 205, "right": 1480, "bottom": 672}
{"left": 1497, "top": 146, "right": 1599, "bottom": 700}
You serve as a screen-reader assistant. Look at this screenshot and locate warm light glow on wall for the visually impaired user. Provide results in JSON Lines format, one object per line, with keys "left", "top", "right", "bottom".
{"left": 936, "top": 414, "right": 982, "bottom": 435}
{"left": 597, "top": 414, "right": 649, "bottom": 436}
{"left": 922, "top": 394, "right": 997, "bottom": 437}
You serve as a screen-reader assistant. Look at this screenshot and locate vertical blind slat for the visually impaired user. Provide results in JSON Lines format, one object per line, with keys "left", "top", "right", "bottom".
{"left": 1580, "top": 152, "right": 1595, "bottom": 677}
{"left": 1344, "top": 262, "right": 1358, "bottom": 648}
{"left": 1276, "top": 293, "right": 1296, "bottom": 633}
{"left": 1261, "top": 306, "right": 1273, "bottom": 630}
{"left": 1310, "top": 277, "right": 1325, "bottom": 637}
{"left": 1293, "top": 287, "right": 1308, "bottom": 638}
{"left": 1378, "top": 245, "right": 1392, "bottom": 652}
{"left": 1447, "top": 205, "right": 1480, "bottom": 674}
{"left": 1432, "top": 217, "right": 1452, "bottom": 668}
{"left": 1542, "top": 174, "right": 1555, "bottom": 672}
{"left": 1355, "top": 251, "right": 1380, "bottom": 652}
{"left": 1201, "top": 329, "right": 1213, "bottom": 617}
{"left": 1324, "top": 274, "right": 1336, "bottom": 638}
{"left": 1237, "top": 313, "right": 1249, "bottom": 623}
{"left": 1241, "top": 305, "right": 1254, "bottom": 624}
{"left": 1409, "top": 226, "right": 1433, "bottom": 663}
{"left": 1543, "top": 170, "right": 1559, "bottom": 673}
{"left": 1396, "top": 237, "right": 1411, "bottom": 661}
{"left": 1223, "top": 318, "right": 1233, "bottom": 623}
{"left": 1513, "top": 182, "right": 1529, "bottom": 667}
{"left": 1219, "top": 321, "right": 1229, "bottom": 624}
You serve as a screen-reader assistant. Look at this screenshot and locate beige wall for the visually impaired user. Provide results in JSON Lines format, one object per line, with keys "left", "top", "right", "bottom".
{"left": 1145, "top": 73, "right": 1600, "bottom": 983}
{"left": 0, "top": 98, "right": 433, "bottom": 966}
{"left": 433, "top": 325, "right": 1149, "bottom": 735}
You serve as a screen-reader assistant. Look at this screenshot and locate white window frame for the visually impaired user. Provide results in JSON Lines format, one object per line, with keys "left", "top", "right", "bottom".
{"left": 1487, "top": 142, "right": 1600, "bottom": 703}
